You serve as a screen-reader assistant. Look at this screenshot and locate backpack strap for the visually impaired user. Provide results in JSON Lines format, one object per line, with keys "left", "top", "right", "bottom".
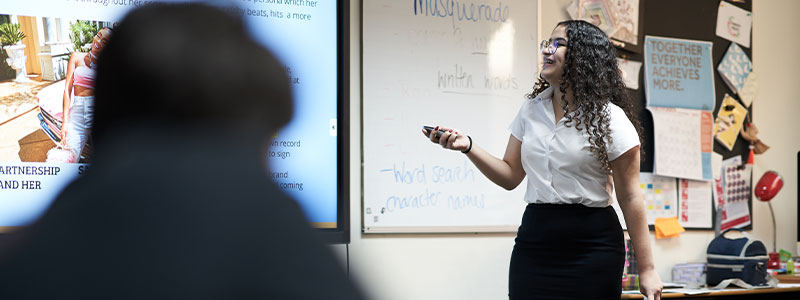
{"left": 739, "top": 235, "right": 755, "bottom": 257}
{"left": 711, "top": 274, "right": 779, "bottom": 290}
{"left": 721, "top": 228, "right": 747, "bottom": 237}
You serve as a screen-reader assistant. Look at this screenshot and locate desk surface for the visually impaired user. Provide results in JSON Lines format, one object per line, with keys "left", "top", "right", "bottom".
{"left": 620, "top": 286, "right": 800, "bottom": 299}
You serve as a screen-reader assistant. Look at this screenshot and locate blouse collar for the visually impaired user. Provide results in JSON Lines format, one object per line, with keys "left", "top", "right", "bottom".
{"left": 530, "top": 86, "right": 554, "bottom": 104}
{"left": 534, "top": 86, "right": 589, "bottom": 120}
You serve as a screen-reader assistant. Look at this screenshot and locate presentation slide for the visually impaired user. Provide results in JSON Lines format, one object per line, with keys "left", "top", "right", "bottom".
{"left": 0, "top": 0, "right": 339, "bottom": 229}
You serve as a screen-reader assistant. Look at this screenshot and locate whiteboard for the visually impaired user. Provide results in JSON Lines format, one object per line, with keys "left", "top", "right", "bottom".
{"left": 362, "top": 0, "right": 538, "bottom": 233}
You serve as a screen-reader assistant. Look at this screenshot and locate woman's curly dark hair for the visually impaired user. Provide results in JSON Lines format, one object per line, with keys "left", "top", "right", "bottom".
{"left": 528, "top": 20, "right": 644, "bottom": 171}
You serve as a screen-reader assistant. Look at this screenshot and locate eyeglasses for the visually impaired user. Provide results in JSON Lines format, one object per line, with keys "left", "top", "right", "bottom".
{"left": 540, "top": 39, "right": 567, "bottom": 54}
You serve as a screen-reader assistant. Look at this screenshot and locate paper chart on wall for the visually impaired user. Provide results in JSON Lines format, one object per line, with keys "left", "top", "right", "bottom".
{"left": 650, "top": 107, "right": 714, "bottom": 181}
{"left": 611, "top": 172, "right": 678, "bottom": 229}
{"left": 720, "top": 164, "right": 751, "bottom": 230}
{"left": 641, "top": 173, "right": 678, "bottom": 225}
{"left": 678, "top": 179, "right": 713, "bottom": 228}
{"left": 713, "top": 156, "right": 740, "bottom": 210}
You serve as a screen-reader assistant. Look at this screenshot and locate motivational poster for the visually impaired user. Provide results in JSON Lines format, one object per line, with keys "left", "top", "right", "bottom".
{"left": 644, "top": 36, "right": 715, "bottom": 111}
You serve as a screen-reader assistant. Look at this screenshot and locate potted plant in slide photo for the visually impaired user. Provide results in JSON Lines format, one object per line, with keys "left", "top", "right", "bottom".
{"left": 0, "top": 22, "right": 30, "bottom": 83}
{"left": 69, "top": 20, "right": 99, "bottom": 53}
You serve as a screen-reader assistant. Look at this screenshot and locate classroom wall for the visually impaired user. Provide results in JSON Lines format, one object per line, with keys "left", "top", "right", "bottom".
{"left": 335, "top": 1, "right": 800, "bottom": 299}
{"left": 749, "top": 0, "right": 800, "bottom": 257}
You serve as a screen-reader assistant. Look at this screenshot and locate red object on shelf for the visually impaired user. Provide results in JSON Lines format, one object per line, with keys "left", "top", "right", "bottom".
{"left": 768, "top": 252, "right": 781, "bottom": 269}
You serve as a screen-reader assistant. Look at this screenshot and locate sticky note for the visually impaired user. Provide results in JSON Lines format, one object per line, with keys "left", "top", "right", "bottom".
{"left": 655, "top": 216, "right": 685, "bottom": 239}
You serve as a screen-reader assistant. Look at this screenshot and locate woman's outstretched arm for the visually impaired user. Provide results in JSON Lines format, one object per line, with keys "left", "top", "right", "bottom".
{"left": 422, "top": 127, "right": 525, "bottom": 190}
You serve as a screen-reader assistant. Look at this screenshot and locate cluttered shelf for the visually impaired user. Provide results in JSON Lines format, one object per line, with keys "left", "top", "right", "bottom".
{"left": 619, "top": 225, "right": 800, "bottom": 299}
{"left": 621, "top": 276, "right": 800, "bottom": 299}
{"left": 621, "top": 285, "right": 800, "bottom": 299}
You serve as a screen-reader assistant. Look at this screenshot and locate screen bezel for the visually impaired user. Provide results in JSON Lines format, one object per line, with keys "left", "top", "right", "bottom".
{"left": 0, "top": 1, "right": 351, "bottom": 244}
{"left": 314, "top": 0, "right": 349, "bottom": 244}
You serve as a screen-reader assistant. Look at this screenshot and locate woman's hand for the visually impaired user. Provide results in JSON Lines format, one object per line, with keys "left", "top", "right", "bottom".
{"left": 639, "top": 268, "right": 663, "bottom": 300}
{"left": 421, "top": 125, "right": 470, "bottom": 152}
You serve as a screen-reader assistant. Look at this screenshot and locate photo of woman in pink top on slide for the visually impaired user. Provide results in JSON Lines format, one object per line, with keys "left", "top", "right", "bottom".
{"left": 60, "top": 27, "right": 112, "bottom": 162}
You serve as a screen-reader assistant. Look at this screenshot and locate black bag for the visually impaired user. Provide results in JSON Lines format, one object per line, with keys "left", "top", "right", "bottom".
{"left": 706, "top": 228, "right": 769, "bottom": 286}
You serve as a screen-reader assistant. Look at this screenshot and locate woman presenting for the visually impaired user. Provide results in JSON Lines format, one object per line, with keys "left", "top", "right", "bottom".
{"left": 423, "top": 20, "right": 662, "bottom": 300}
{"left": 61, "top": 27, "right": 112, "bottom": 161}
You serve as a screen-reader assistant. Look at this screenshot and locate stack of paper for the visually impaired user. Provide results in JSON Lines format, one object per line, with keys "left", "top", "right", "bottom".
{"left": 672, "top": 263, "right": 707, "bottom": 288}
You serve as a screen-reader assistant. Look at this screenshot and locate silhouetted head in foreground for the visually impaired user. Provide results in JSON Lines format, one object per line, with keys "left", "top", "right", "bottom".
{"left": 93, "top": 2, "right": 292, "bottom": 149}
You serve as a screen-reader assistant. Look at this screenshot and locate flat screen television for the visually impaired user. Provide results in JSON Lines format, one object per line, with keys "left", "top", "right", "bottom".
{"left": 0, "top": 0, "right": 349, "bottom": 244}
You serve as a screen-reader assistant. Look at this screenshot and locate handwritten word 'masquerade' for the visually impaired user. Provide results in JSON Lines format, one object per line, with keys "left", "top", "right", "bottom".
{"left": 413, "top": 0, "right": 510, "bottom": 30}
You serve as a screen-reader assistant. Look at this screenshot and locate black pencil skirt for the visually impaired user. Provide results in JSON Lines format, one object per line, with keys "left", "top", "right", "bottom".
{"left": 509, "top": 203, "right": 625, "bottom": 300}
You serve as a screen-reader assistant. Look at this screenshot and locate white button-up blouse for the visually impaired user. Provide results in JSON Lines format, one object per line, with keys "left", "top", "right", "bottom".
{"left": 509, "top": 87, "right": 640, "bottom": 207}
